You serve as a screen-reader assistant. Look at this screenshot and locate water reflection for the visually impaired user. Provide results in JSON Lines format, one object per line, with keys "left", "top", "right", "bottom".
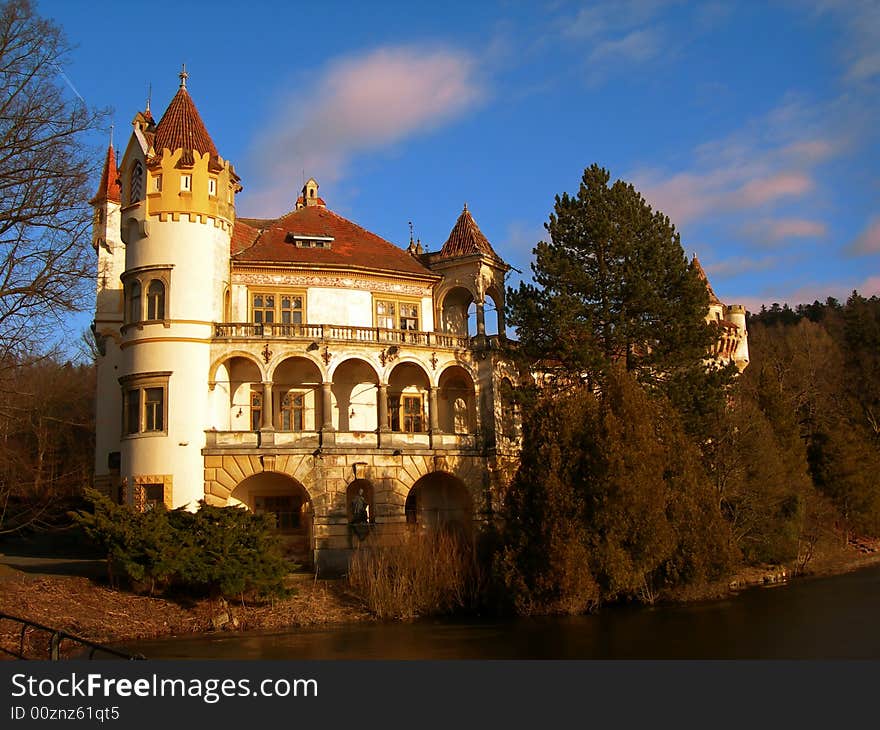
{"left": 122, "top": 564, "right": 880, "bottom": 659}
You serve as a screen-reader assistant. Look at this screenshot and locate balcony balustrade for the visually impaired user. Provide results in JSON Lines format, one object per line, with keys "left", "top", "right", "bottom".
{"left": 213, "top": 322, "right": 470, "bottom": 350}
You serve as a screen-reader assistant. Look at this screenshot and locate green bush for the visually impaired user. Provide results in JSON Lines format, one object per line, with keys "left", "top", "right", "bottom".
{"left": 74, "top": 489, "right": 290, "bottom": 599}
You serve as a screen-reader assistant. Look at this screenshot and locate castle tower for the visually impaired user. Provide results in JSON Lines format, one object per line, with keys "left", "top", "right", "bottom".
{"left": 114, "top": 68, "right": 241, "bottom": 509}
{"left": 91, "top": 141, "right": 124, "bottom": 499}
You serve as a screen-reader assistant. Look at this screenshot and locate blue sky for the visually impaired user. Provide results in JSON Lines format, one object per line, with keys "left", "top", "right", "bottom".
{"left": 43, "top": 0, "right": 879, "bottom": 333}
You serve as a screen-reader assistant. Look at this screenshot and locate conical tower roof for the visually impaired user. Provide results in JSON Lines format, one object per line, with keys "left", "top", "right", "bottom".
{"left": 692, "top": 254, "right": 722, "bottom": 306}
{"left": 90, "top": 142, "right": 121, "bottom": 205}
{"left": 438, "top": 205, "right": 501, "bottom": 260}
{"left": 151, "top": 70, "right": 219, "bottom": 165}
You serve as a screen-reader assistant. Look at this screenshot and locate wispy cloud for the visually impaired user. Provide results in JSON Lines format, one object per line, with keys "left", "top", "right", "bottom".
{"left": 742, "top": 217, "right": 827, "bottom": 244}
{"left": 631, "top": 98, "right": 837, "bottom": 228}
{"left": 243, "top": 46, "right": 483, "bottom": 216}
{"left": 556, "top": 0, "right": 687, "bottom": 85}
{"left": 806, "top": 0, "right": 880, "bottom": 84}
{"left": 845, "top": 217, "right": 880, "bottom": 256}
{"left": 705, "top": 255, "right": 782, "bottom": 278}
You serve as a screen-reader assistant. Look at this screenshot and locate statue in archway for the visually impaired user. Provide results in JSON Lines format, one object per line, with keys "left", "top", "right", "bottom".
{"left": 351, "top": 488, "right": 368, "bottom": 524}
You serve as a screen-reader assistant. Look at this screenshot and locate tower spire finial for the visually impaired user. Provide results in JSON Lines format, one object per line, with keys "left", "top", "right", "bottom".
{"left": 109, "top": 123, "right": 114, "bottom": 148}
{"left": 179, "top": 63, "right": 188, "bottom": 89}
{"left": 463, "top": 202, "right": 468, "bottom": 212}
{"left": 146, "top": 82, "right": 152, "bottom": 113}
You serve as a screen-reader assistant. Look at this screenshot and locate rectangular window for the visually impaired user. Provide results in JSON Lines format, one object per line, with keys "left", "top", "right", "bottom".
{"left": 254, "top": 495, "right": 301, "bottom": 530}
{"left": 208, "top": 178, "right": 217, "bottom": 196}
{"left": 401, "top": 395, "right": 424, "bottom": 433}
{"left": 125, "top": 389, "right": 140, "bottom": 435}
{"left": 154, "top": 174, "right": 162, "bottom": 192}
{"left": 252, "top": 293, "right": 275, "bottom": 324}
{"left": 144, "top": 388, "right": 164, "bottom": 431}
{"left": 180, "top": 174, "right": 191, "bottom": 192}
{"left": 250, "top": 290, "right": 306, "bottom": 327}
{"left": 388, "top": 395, "right": 400, "bottom": 431}
{"left": 280, "top": 294, "right": 304, "bottom": 325}
{"left": 251, "top": 389, "right": 263, "bottom": 431}
{"left": 375, "top": 298, "right": 420, "bottom": 331}
{"left": 143, "top": 483, "right": 164, "bottom": 509}
{"left": 400, "top": 302, "right": 419, "bottom": 330}
{"left": 376, "top": 300, "right": 396, "bottom": 330}
{"left": 120, "top": 373, "right": 170, "bottom": 437}
{"left": 281, "top": 392, "right": 305, "bottom": 431}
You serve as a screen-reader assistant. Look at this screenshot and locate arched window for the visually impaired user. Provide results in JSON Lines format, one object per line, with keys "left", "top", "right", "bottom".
{"left": 129, "top": 161, "right": 144, "bottom": 204}
{"left": 129, "top": 281, "right": 142, "bottom": 323}
{"left": 146, "top": 280, "right": 165, "bottom": 320}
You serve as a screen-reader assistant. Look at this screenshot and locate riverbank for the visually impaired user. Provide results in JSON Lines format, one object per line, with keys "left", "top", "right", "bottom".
{"left": 3, "top": 537, "right": 880, "bottom": 658}
{"left": 0, "top": 570, "right": 372, "bottom": 659}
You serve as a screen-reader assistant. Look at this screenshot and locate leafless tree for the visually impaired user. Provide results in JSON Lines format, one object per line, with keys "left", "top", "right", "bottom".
{"left": 0, "top": 0, "right": 105, "bottom": 533}
{"left": 0, "top": 0, "right": 106, "bottom": 360}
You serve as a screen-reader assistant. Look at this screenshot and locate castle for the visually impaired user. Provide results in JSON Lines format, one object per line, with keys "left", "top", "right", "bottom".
{"left": 91, "top": 71, "right": 747, "bottom": 572}
{"left": 91, "top": 70, "right": 520, "bottom": 571}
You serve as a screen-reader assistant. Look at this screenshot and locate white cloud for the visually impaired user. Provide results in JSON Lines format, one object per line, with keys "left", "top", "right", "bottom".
{"left": 242, "top": 46, "right": 483, "bottom": 216}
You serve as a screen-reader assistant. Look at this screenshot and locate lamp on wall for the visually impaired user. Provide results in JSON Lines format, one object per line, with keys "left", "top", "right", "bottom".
{"left": 236, "top": 407, "right": 242, "bottom": 417}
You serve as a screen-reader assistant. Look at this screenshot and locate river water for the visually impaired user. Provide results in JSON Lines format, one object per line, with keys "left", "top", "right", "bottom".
{"left": 121, "top": 563, "right": 880, "bottom": 659}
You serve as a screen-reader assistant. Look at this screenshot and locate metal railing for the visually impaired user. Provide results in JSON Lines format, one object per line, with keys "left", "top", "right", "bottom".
{"left": 213, "top": 322, "right": 470, "bottom": 349}
{"left": 0, "top": 611, "right": 145, "bottom": 660}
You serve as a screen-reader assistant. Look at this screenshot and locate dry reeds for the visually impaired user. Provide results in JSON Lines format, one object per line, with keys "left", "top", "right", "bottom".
{"left": 346, "top": 529, "right": 481, "bottom": 620}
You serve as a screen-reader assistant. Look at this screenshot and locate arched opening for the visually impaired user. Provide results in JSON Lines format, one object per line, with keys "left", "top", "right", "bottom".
{"left": 438, "top": 366, "right": 476, "bottom": 434}
{"left": 441, "top": 287, "right": 474, "bottom": 336}
{"left": 332, "top": 359, "right": 379, "bottom": 432}
{"left": 129, "top": 161, "right": 144, "bottom": 204}
{"left": 485, "top": 285, "right": 504, "bottom": 337}
{"left": 146, "top": 279, "right": 165, "bottom": 320}
{"left": 405, "top": 472, "right": 473, "bottom": 537}
{"left": 229, "top": 472, "right": 313, "bottom": 565}
{"left": 128, "top": 280, "right": 141, "bottom": 323}
{"left": 210, "top": 356, "right": 263, "bottom": 431}
{"left": 272, "top": 357, "right": 322, "bottom": 432}
{"left": 387, "top": 362, "right": 430, "bottom": 433}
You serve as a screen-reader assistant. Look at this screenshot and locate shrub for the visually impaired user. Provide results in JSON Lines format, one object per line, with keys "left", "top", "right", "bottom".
{"left": 74, "top": 489, "right": 289, "bottom": 599}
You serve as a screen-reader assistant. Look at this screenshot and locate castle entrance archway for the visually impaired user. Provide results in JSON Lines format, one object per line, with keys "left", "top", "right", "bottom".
{"left": 229, "top": 472, "right": 313, "bottom": 567}
{"left": 404, "top": 472, "right": 473, "bottom": 538}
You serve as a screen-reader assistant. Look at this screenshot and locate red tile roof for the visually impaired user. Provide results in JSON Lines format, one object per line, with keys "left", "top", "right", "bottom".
{"left": 151, "top": 86, "right": 219, "bottom": 165}
{"left": 90, "top": 142, "right": 121, "bottom": 205}
{"left": 233, "top": 205, "right": 437, "bottom": 278}
{"left": 437, "top": 206, "right": 502, "bottom": 261}
{"left": 691, "top": 255, "right": 723, "bottom": 306}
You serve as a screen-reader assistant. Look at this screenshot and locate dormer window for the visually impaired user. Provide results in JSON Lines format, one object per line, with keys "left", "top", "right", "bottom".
{"left": 285, "top": 233, "right": 334, "bottom": 249}
{"left": 180, "top": 174, "right": 191, "bottom": 192}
